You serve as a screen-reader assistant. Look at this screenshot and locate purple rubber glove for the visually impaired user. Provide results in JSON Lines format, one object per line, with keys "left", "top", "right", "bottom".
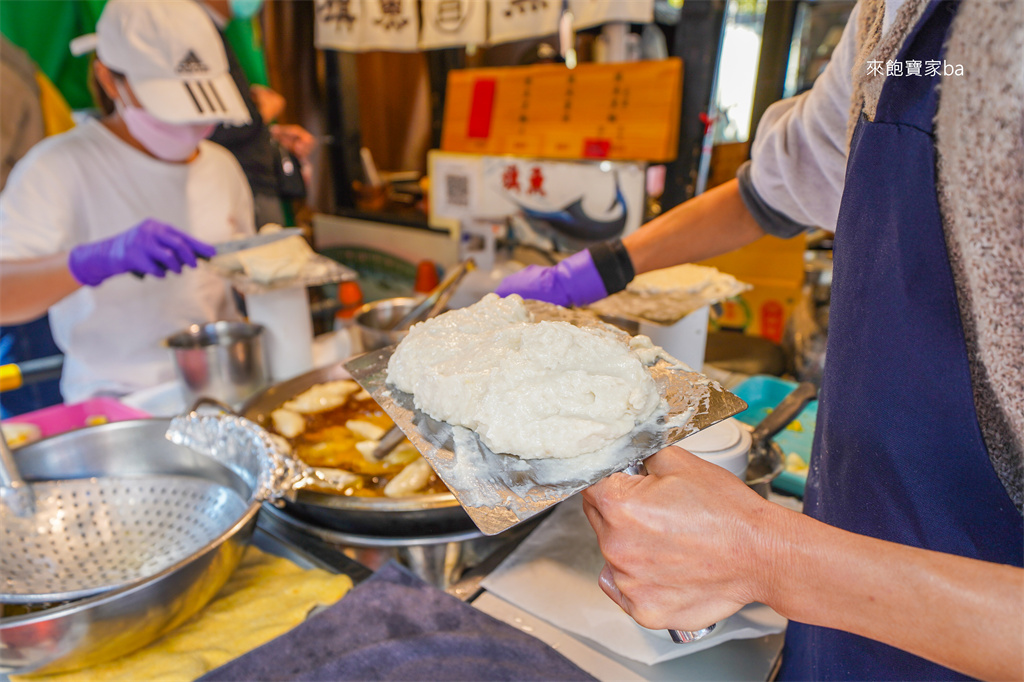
{"left": 494, "top": 249, "right": 609, "bottom": 307}
{"left": 68, "top": 219, "right": 217, "bottom": 287}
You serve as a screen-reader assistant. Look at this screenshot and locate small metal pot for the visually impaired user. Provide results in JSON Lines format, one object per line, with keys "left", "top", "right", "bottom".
{"left": 745, "top": 440, "right": 785, "bottom": 499}
{"left": 744, "top": 382, "right": 817, "bottom": 498}
{"left": 351, "top": 297, "right": 422, "bottom": 352}
{"left": 164, "top": 321, "right": 268, "bottom": 408}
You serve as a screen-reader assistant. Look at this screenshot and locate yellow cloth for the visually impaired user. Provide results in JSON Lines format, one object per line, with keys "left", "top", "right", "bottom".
{"left": 16, "top": 547, "right": 353, "bottom": 682}
{"left": 34, "top": 71, "right": 74, "bottom": 137}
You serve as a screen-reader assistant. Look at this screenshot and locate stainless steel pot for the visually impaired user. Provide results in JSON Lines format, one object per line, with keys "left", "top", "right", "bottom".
{"left": 0, "top": 420, "right": 262, "bottom": 676}
{"left": 241, "top": 363, "right": 476, "bottom": 537}
{"left": 164, "top": 321, "right": 269, "bottom": 408}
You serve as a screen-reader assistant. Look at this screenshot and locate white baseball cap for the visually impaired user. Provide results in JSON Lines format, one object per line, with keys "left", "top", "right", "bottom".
{"left": 72, "top": 0, "right": 250, "bottom": 125}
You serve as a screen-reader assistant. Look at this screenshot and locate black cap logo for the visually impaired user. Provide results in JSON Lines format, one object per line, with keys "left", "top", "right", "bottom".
{"left": 176, "top": 50, "right": 209, "bottom": 74}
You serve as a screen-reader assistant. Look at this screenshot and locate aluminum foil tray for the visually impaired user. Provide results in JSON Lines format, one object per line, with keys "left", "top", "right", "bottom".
{"left": 588, "top": 277, "right": 751, "bottom": 326}
{"left": 344, "top": 302, "right": 747, "bottom": 535}
{"left": 204, "top": 254, "right": 357, "bottom": 295}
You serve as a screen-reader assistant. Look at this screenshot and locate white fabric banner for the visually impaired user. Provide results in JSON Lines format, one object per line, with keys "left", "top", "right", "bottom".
{"left": 314, "top": 0, "right": 365, "bottom": 52}
{"left": 361, "top": 0, "right": 421, "bottom": 52}
{"left": 419, "top": 0, "right": 488, "bottom": 50}
{"left": 488, "top": 0, "right": 561, "bottom": 45}
{"left": 569, "top": 0, "right": 654, "bottom": 30}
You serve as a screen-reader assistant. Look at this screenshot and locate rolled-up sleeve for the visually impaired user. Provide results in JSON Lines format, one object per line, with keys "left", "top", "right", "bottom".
{"left": 740, "top": 2, "right": 859, "bottom": 235}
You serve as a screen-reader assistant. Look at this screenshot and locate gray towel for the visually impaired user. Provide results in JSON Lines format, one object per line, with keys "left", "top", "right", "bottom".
{"left": 200, "top": 560, "right": 595, "bottom": 681}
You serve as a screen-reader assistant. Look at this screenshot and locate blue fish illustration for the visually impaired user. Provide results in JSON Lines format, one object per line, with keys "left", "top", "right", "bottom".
{"left": 516, "top": 174, "right": 627, "bottom": 242}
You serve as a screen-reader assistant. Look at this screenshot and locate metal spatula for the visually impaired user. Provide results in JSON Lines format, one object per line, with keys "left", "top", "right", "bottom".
{"left": 343, "top": 301, "right": 747, "bottom": 536}
{"left": 344, "top": 302, "right": 746, "bottom": 645}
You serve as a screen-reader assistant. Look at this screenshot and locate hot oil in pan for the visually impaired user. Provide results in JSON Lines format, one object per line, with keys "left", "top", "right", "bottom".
{"left": 261, "top": 397, "right": 450, "bottom": 497}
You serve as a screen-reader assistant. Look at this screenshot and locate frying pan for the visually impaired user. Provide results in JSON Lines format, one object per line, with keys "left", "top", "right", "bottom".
{"left": 241, "top": 363, "right": 475, "bottom": 538}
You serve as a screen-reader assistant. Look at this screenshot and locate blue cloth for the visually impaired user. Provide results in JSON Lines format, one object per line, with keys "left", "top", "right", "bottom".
{"left": 778, "top": 1, "right": 1024, "bottom": 679}
{"left": 0, "top": 315, "right": 62, "bottom": 417}
{"left": 199, "top": 561, "right": 595, "bottom": 682}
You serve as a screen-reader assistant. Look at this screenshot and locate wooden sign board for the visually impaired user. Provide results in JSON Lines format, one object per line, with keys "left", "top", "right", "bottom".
{"left": 441, "top": 59, "right": 683, "bottom": 162}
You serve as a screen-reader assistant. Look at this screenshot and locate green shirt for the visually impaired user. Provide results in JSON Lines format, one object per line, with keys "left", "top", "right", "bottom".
{"left": 1, "top": 1, "right": 268, "bottom": 109}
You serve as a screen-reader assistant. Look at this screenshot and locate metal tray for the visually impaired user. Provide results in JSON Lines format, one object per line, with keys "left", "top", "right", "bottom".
{"left": 345, "top": 301, "right": 748, "bottom": 535}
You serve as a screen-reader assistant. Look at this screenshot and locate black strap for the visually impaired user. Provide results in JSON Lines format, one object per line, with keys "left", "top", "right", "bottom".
{"left": 589, "top": 239, "right": 635, "bottom": 294}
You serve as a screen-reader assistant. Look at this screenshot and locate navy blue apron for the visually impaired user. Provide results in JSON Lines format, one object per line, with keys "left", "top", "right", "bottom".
{"left": 778, "top": 2, "right": 1024, "bottom": 679}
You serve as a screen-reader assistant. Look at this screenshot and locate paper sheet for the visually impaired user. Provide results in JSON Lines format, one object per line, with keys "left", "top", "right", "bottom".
{"left": 480, "top": 496, "right": 786, "bottom": 666}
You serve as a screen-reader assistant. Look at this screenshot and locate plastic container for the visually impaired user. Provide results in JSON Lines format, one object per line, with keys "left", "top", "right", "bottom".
{"left": 638, "top": 305, "right": 710, "bottom": 372}
{"left": 679, "top": 417, "right": 751, "bottom": 479}
{"left": 3, "top": 398, "right": 150, "bottom": 438}
{"left": 731, "top": 375, "right": 817, "bottom": 497}
{"left": 334, "top": 280, "right": 365, "bottom": 323}
{"left": 414, "top": 260, "right": 441, "bottom": 293}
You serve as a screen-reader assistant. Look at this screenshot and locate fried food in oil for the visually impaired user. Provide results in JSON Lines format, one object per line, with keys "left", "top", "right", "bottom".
{"left": 264, "top": 382, "right": 448, "bottom": 498}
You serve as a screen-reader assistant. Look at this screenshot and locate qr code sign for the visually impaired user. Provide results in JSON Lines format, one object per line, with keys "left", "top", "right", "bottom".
{"left": 446, "top": 174, "right": 470, "bottom": 207}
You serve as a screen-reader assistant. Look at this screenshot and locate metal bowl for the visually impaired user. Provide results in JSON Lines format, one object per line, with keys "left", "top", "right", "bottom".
{"left": 241, "top": 363, "right": 475, "bottom": 538}
{"left": 351, "top": 297, "right": 423, "bottom": 352}
{"left": 0, "top": 420, "right": 262, "bottom": 676}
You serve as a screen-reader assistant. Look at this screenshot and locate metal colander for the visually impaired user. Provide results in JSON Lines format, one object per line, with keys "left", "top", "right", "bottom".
{"left": 1, "top": 475, "right": 248, "bottom": 604}
{"left": 0, "top": 411, "right": 304, "bottom": 607}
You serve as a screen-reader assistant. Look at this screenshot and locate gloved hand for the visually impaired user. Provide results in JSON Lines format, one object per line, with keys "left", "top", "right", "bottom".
{"left": 68, "top": 219, "right": 216, "bottom": 287}
{"left": 495, "top": 240, "right": 635, "bottom": 307}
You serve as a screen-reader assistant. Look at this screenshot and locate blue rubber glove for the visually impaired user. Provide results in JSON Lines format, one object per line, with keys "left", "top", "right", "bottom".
{"left": 68, "top": 219, "right": 217, "bottom": 287}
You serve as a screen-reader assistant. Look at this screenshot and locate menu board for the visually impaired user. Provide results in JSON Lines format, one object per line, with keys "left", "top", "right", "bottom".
{"left": 441, "top": 58, "right": 683, "bottom": 162}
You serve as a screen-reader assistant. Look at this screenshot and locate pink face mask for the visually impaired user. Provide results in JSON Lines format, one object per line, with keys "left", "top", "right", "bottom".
{"left": 116, "top": 83, "right": 215, "bottom": 162}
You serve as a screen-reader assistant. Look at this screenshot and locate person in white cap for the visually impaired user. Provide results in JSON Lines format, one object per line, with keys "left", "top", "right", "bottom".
{"left": 0, "top": 0, "right": 256, "bottom": 403}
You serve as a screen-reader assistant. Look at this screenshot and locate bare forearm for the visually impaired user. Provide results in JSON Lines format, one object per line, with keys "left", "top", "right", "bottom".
{"left": 764, "top": 508, "right": 1024, "bottom": 681}
{"left": 622, "top": 178, "right": 766, "bottom": 274}
{"left": 0, "top": 254, "right": 80, "bottom": 323}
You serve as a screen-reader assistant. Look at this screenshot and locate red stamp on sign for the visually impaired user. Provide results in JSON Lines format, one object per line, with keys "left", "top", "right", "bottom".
{"left": 582, "top": 138, "right": 611, "bottom": 158}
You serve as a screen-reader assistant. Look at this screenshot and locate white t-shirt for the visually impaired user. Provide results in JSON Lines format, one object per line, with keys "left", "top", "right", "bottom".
{"left": 748, "top": 0, "right": 909, "bottom": 231}
{"left": 0, "top": 118, "right": 255, "bottom": 402}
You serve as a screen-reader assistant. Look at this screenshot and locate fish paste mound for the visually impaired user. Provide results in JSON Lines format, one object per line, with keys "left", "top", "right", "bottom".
{"left": 386, "top": 294, "right": 662, "bottom": 460}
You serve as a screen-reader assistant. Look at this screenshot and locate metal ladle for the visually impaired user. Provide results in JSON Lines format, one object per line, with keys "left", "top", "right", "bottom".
{"left": 0, "top": 426, "right": 34, "bottom": 517}
{"left": 386, "top": 258, "right": 477, "bottom": 332}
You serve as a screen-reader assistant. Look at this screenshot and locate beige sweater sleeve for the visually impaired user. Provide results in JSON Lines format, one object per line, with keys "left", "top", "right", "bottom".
{"left": 0, "top": 39, "right": 45, "bottom": 191}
